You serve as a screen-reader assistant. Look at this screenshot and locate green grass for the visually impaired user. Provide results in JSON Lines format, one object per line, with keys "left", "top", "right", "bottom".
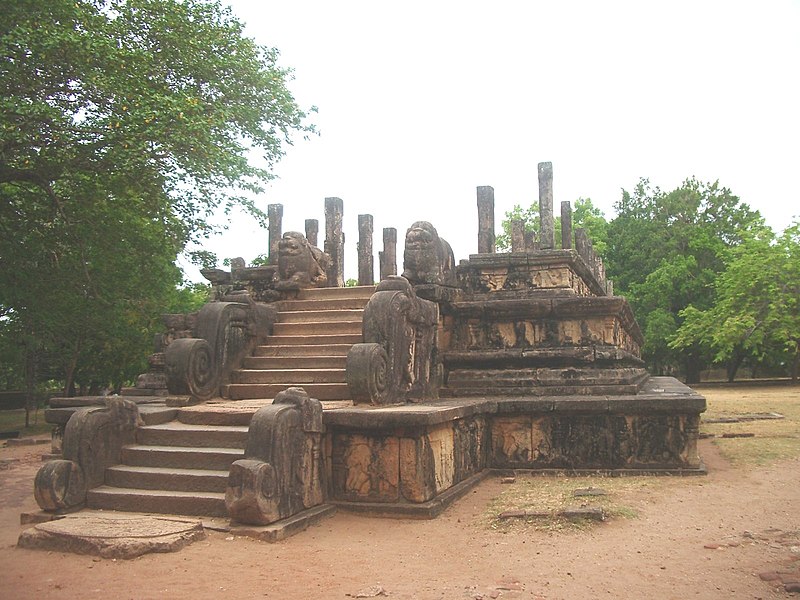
{"left": 697, "top": 385, "right": 800, "bottom": 466}
{"left": 482, "top": 475, "right": 652, "bottom": 533}
{"left": 0, "top": 408, "right": 53, "bottom": 437}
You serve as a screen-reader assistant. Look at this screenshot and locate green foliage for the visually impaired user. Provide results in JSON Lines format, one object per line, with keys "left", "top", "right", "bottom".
{"left": 671, "top": 223, "right": 800, "bottom": 381}
{"left": 345, "top": 278, "right": 359, "bottom": 287}
{"left": 605, "top": 178, "right": 765, "bottom": 380}
{"left": 497, "top": 198, "right": 608, "bottom": 255}
{"left": 0, "top": 0, "right": 313, "bottom": 394}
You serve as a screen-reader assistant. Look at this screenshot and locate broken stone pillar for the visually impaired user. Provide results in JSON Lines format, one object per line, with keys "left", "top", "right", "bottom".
{"left": 268, "top": 204, "right": 283, "bottom": 264}
{"left": 380, "top": 227, "right": 397, "bottom": 281}
{"left": 524, "top": 230, "right": 537, "bottom": 251}
{"left": 511, "top": 219, "right": 525, "bottom": 252}
{"left": 476, "top": 186, "right": 495, "bottom": 254}
{"left": 324, "top": 197, "right": 344, "bottom": 287}
{"left": 305, "top": 219, "right": 319, "bottom": 247}
{"left": 357, "top": 214, "right": 374, "bottom": 286}
{"left": 575, "top": 228, "right": 590, "bottom": 264}
{"left": 538, "top": 162, "right": 554, "bottom": 250}
{"left": 561, "top": 201, "right": 572, "bottom": 249}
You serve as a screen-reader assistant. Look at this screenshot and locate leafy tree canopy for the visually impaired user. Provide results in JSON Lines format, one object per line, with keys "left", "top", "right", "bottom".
{"left": 670, "top": 223, "right": 800, "bottom": 381}
{"left": 605, "top": 177, "right": 766, "bottom": 380}
{"left": 497, "top": 197, "right": 608, "bottom": 255}
{"left": 0, "top": 0, "right": 314, "bottom": 395}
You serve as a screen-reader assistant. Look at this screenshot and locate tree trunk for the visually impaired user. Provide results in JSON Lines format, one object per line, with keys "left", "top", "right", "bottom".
{"left": 685, "top": 355, "right": 701, "bottom": 384}
{"left": 726, "top": 350, "right": 746, "bottom": 383}
{"left": 63, "top": 339, "right": 82, "bottom": 397}
{"left": 792, "top": 341, "right": 799, "bottom": 384}
{"left": 24, "top": 345, "right": 36, "bottom": 429}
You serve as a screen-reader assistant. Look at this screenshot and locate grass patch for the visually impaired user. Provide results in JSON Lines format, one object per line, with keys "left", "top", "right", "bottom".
{"left": 0, "top": 408, "right": 52, "bottom": 438}
{"left": 482, "top": 475, "right": 654, "bottom": 533}
{"left": 697, "top": 385, "right": 800, "bottom": 466}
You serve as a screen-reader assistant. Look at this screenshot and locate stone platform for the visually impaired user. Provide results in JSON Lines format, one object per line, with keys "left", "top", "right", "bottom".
{"left": 41, "top": 376, "right": 703, "bottom": 520}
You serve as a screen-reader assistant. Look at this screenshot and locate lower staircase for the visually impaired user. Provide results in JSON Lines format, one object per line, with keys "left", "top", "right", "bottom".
{"left": 86, "top": 285, "right": 375, "bottom": 517}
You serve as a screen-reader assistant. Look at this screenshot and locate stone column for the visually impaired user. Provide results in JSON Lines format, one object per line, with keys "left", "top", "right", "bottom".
{"left": 268, "top": 204, "right": 283, "bottom": 264}
{"left": 524, "top": 230, "right": 537, "bottom": 252}
{"left": 305, "top": 219, "right": 319, "bottom": 247}
{"left": 511, "top": 219, "right": 525, "bottom": 252}
{"left": 575, "top": 228, "right": 590, "bottom": 264}
{"left": 561, "top": 201, "right": 572, "bottom": 249}
{"left": 476, "top": 186, "right": 495, "bottom": 254}
{"left": 380, "top": 227, "right": 397, "bottom": 281}
{"left": 324, "top": 197, "right": 344, "bottom": 287}
{"left": 357, "top": 214, "right": 374, "bottom": 286}
{"left": 538, "top": 162, "right": 554, "bottom": 250}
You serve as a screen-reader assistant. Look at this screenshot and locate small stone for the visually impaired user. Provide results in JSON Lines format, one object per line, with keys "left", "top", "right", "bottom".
{"left": 786, "top": 582, "right": 800, "bottom": 593}
{"left": 354, "top": 584, "right": 388, "bottom": 598}
{"left": 573, "top": 488, "right": 607, "bottom": 497}
{"left": 500, "top": 477, "right": 516, "bottom": 484}
{"left": 704, "top": 544, "right": 722, "bottom": 550}
{"left": 759, "top": 572, "right": 780, "bottom": 582}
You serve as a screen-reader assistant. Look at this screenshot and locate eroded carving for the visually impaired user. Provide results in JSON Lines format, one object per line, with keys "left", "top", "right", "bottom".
{"left": 34, "top": 399, "right": 140, "bottom": 511}
{"left": 347, "top": 276, "right": 439, "bottom": 405}
{"left": 274, "top": 231, "right": 330, "bottom": 290}
{"left": 402, "top": 221, "right": 456, "bottom": 286}
{"left": 226, "top": 387, "right": 324, "bottom": 525}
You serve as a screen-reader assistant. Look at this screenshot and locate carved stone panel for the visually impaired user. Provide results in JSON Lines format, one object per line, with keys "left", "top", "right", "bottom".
{"left": 331, "top": 433, "right": 400, "bottom": 502}
{"left": 491, "top": 417, "right": 532, "bottom": 466}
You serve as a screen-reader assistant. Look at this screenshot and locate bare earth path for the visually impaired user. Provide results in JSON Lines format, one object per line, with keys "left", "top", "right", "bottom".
{"left": 1, "top": 390, "right": 799, "bottom": 599}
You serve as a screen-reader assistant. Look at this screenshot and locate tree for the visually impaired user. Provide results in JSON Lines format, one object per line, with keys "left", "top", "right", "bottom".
{"left": 0, "top": 0, "right": 314, "bottom": 395}
{"left": 671, "top": 223, "right": 800, "bottom": 382}
{"left": 605, "top": 178, "right": 765, "bottom": 381}
{"left": 497, "top": 198, "right": 608, "bottom": 254}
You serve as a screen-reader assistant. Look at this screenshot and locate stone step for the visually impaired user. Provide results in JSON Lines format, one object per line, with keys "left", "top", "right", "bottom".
{"left": 230, "top": 368, "right": 346, "bottom": 385}
{"left": 87, "top": 486, "right": 227, "bottom": 517}
{"left": 242, "top": 355, "right": 347, "bottom": 369}
{"left": 105, "top": 465, "right": 229, "bottom": 493}
{"left": 272, "top": 321, "right": 363, "bottom": 336}
{"left": 253, "top": 344, "right": 353, "bottom": 357}
{"left": 177, "top": 403, "right": 263, "bottom": 426}
{"left": 277, "top": 309, "right": 364, "bottom": 323}
{"left": 136, "top": 422, "right": 249, "bottom": 448}
{"left": 121, "top": 444, "right": 244, "bottom": 470}
{"left": 296, "top": 286, "right": 375, "bottom": 300}
{"left": 280, "top": 297, "right": 371, "bottom": 312}
{"left": 224, "top": 382, "right": 350, "bottom": 401}
{"left": 265, "top": 334, "right": 362, "bottom": 346}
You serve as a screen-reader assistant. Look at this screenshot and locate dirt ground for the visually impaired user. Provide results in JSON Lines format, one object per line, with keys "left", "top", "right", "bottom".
{"left": 1, "top": 386, "right": 799, "bottom": 600}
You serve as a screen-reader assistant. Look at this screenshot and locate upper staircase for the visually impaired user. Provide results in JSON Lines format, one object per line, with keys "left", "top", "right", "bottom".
{"left": 86, "top": 285, "right": 375, "bottom": 517}
{"left": 223, "top": 285, "right": 374, "bottom": 401}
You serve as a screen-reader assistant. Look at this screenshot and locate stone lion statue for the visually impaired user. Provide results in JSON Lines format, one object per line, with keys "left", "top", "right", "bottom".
{"left": 401, "top": 221, "right": 455, "bottom": 286}
{"left": 273, "top": 232, "right": 330, "bottom": 289}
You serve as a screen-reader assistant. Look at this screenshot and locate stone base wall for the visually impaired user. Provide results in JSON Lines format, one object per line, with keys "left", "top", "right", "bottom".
{"left": 491, "top": 412, "right": 701, "bottom": 471}
{"left": 327, "top": 416, "right": 488, "bottom": 504}
{"left": 322, "top": 378, "right": 706, "bottom": 510}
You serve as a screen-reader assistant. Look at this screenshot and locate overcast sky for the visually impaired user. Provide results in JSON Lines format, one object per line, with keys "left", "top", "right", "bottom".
{"left": 194, "top": 0, "right": 800, "bottom": 281}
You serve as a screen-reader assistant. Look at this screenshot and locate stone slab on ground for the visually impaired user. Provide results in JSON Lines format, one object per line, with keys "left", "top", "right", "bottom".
{"left": 17, "top": 514, "right": 205, "bottom": 559}
{"left": 230, "top": 503, "right": 336, "bottom": 542}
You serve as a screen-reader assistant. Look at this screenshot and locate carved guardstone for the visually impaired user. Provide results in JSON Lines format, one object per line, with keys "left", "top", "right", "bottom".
{"left": 226, "top": 387, "right": 324, "bottom": 525}
{"left": 35, "top": 398, "right": 139, "bottom": 511}
{"left": 347, "top": 276, "right": 439, "bottom": 405}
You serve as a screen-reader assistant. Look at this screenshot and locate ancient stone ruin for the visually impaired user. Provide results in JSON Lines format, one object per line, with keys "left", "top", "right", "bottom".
{"left": 32, "top": 162, "right": 705, "bottom": 539}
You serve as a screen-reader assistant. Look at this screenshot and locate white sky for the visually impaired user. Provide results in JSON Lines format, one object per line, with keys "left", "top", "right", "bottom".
{"left": 193, "top": 0, "right": 800, "bottom": 282}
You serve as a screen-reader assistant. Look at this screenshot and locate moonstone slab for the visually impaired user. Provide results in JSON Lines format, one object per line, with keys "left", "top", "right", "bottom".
{"left": 17, "top": 515, "right": 206, "bottom": 559}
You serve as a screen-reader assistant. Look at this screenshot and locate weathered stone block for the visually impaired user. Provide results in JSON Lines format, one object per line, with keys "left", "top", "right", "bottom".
{"left": 332, "top": 433, "right": 399, "bottom": 502}
{"left": 491, "top": 417, "right": 532, "bottom": 465}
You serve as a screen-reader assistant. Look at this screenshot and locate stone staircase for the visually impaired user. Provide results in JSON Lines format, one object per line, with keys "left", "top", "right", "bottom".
{"left": 86, "top": 285, "right": 375, "bottom": 517}
{"left": 224, "top": 285, "right": 374, "bottom": 401}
